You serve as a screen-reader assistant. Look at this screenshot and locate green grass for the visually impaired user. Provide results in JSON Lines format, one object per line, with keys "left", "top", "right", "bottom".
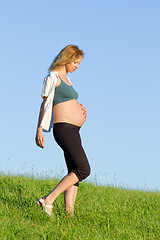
{"left": 0, "top": 174, "right": 160, "bottom": 240}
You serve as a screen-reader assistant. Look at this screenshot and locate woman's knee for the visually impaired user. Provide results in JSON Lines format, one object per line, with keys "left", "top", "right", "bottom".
{"left": 85, "top": 164, "right": 91, "bottom": 178}
{"left": 79, "top": 163, "right": 91, "bottom": 181}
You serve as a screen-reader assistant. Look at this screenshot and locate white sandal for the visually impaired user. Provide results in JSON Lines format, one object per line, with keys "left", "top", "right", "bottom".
{"left": 37, "top": 197, "right": 53, "bottom": 217}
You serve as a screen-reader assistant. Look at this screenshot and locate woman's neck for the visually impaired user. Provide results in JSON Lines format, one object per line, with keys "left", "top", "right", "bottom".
{"left": 55, "top": 66, "right": 68, "bottom": 78}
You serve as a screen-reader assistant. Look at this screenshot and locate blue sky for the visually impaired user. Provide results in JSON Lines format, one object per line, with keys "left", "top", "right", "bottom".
{"left": 1, "top": 0, "right": 160, "bottom": 191}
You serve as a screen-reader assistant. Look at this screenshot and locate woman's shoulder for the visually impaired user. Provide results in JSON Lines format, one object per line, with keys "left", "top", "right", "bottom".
{"left": 50, "top": 70, "right": 58, "bottom": 78}
{"left": 50, "top": 71, "right": 71, "bottom": 84}
{"left": 42, "top": 71, "right": 58, "bottom": 95}
{"left": 44, "top": 71, "right": 58, "bottom": 84}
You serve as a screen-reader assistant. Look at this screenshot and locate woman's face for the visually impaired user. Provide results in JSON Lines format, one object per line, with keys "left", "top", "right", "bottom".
{"left": 65, "top": 56, "right": 83, "bottom": 73}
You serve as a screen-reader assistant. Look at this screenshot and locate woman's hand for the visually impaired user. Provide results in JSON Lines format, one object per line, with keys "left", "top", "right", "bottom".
{"left": 35, "top": 127, "right": 44, "bottom": 148}
{"left": 80, "top": 104, "right": 87, "bottom": 120}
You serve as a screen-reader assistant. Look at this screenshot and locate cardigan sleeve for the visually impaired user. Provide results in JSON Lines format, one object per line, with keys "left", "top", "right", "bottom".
{"left": 40, "top": 71, "right": 58, "bottom": 132}
{"left": 41, "top": 73, "right": 52, "bottom": 98}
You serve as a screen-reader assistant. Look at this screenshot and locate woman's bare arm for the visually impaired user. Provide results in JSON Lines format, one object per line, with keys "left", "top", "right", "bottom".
{"left": 35, "top": 97, "right": 47, "bottom": 148}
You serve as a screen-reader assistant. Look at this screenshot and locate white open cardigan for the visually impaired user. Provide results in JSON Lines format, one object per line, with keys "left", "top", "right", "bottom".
{"left": 40, "top": 71, "right": 71, "bottom": 132}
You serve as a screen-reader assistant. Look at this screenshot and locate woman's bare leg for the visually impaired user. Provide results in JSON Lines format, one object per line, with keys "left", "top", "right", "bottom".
{"left": 64, "top": 185, "right": 78, "bottom": 215}
{"left": 44, "top": 172, "right": 79, "bottom": 213}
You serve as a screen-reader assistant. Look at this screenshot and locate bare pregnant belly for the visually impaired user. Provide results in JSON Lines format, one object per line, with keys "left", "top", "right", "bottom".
{"left": 53, "top": 100, "right": 86, "bottom": 127}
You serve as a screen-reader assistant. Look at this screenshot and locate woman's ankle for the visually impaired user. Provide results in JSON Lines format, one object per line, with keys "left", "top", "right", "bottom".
{"left": 65, "top": 204, "right": 74, "bottom": 215}
{"left": 44, "top": 197, "right": 53, "bottom": 206}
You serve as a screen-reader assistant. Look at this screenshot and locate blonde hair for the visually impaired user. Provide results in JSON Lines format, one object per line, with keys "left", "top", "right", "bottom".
{"left": 49, "top": 45, "right": 85, "bottom": 71}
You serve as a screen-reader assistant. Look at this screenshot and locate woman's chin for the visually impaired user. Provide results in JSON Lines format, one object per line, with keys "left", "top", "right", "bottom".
{"left": 70, "top": 69, "right": 76, "bottom": 73}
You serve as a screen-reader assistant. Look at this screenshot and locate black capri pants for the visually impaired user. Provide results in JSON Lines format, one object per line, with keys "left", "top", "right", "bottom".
{"left": 53, "top": 122, "right": 91, "bottom": 187}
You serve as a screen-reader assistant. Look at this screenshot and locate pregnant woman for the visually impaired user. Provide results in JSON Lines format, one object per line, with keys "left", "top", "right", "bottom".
{"left": 35, "top": 45, "right": 91, "bottom": 216}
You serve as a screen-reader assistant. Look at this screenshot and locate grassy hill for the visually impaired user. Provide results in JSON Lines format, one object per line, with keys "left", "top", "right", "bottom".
{"left": 0, "top": 174, "right": 160, "bottom": 240}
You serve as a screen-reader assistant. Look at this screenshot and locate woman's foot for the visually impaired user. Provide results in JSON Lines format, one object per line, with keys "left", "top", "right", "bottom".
{"left": 37, "top": 197, "right": 53, "bottom": 216}
{"left": 66, "top": 206, "right": 74, "bottom": 216}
